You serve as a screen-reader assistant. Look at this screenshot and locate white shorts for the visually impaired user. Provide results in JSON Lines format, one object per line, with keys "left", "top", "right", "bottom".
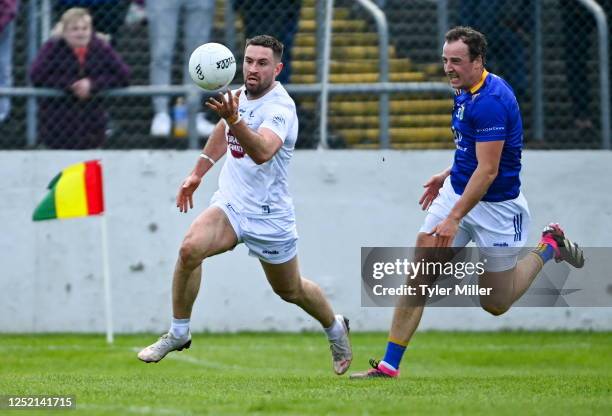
{"left": 210, "top": 191, "right": 298, "bottom": 264}
{"left": 419, "top": 177, "right": 531, "bottom": 272}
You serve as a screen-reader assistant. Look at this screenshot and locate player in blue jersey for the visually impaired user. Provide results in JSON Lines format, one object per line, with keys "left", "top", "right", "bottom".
{"left": 351, "top": 26, "right": 585, "bottom": 379}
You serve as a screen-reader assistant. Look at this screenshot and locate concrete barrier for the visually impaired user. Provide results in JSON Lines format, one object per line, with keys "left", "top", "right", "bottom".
{"left": 1, "top": 150, "right": 611, "bottom": 332}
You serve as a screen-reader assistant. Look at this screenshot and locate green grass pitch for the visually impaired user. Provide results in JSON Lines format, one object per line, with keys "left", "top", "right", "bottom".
{"left": 1, "top": 331, "right": 611, "bottom": 415}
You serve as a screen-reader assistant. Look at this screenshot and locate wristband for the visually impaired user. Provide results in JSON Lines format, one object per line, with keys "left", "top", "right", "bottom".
{"left": 199, "top": 153, "right": 215, "bottom": 166}
{"left": 226, "top": 113, "right": 241, "bottom": 125}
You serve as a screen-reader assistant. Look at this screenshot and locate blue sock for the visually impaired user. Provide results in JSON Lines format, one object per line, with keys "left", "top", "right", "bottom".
{"left": 382, "top": 340, "right": 407, "bottom": 370}
{"left": 533, "top": 243, "right": 554, "bottom": 264}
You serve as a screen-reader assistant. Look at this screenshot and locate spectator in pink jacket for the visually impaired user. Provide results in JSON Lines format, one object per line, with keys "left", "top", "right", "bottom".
{"left": 30, "top": 7, "right": 130, "bottom": 149}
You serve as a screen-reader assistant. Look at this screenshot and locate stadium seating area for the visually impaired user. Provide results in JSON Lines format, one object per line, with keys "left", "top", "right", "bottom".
{"left": 294, "top": 0, "right": 454, "bottom": 149}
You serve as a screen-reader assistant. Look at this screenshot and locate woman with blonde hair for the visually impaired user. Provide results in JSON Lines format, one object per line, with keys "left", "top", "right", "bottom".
{"left": 30, "top": 8, "right": 130, "bottom": 149}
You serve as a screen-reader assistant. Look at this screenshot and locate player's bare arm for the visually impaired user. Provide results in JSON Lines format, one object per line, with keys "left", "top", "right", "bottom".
{"left": 176, "top": 121, "right": 228, "bottom": 213}
{"left": 193, "top": 121, "right": 228, "bottom": 177}
{"left": 429, "top": 140, "right": 503, "bottom": 246}
{"left": 230, "top": 124, "right": 283, "bottom": 165}
{"left": 206, "top": 89, "right": 283, "bottom": 164}
{"left": 450, "top": 139, "right": 503, "bottom": 218}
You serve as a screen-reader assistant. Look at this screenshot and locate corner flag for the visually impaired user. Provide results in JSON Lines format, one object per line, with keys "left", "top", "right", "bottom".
{"left": 32, "top": 160, "right": 113, "bottom": 343}
{"left": 33, "top": 160, "right": 104, "bottom": 221}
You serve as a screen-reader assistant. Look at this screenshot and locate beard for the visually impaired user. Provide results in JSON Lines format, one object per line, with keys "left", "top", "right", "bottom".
{"left": 244, "top": 76, "right": 274, "bottom": 97}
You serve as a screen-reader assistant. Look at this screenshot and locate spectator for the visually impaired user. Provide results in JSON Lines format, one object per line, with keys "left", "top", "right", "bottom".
{"left": 54, "top": 0, "right": 131, "bottom": 46}
{"left": 233, "top": 0, "right": 301, "bottom": 84}
{"left": 30, "top": 7, "right": 130, "bottom": 149}
{"left": 0, "top": 0, "right": 19, "bottom": 123}
{"left": 147, "top": 0, "right": 216, "bottom": 137}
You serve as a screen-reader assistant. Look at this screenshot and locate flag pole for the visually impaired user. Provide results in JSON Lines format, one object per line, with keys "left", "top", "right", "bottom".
{"left": 101, "top": 214, "right": 114, "bottom": 344}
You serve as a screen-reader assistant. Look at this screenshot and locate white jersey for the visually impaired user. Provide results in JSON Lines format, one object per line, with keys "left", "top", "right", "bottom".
{"left": 217, "top": 82, "right": 298, "bottom": 218}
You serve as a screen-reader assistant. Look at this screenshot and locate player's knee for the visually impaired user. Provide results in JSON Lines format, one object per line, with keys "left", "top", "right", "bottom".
{"left": 481, "top": 301, "right": 510, "bottom": 316}
{"left": 178, "top": 238, "right": 204, "bottom": 268}
{"left": 273, "top": 287, "right": 303, "bottom": 304}
{"left": 416, "top": 232, "right": 431, "bottom": 247}
{"left": 415, "top": 233, "right": 452, "bottom": 262}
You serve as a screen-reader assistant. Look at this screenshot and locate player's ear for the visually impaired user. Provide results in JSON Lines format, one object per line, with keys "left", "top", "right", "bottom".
{"left": 274, "top": 61, "right": 284, "bottom": 78}
{"left": 475, "top": 55, "right": 484, "bottom": 69}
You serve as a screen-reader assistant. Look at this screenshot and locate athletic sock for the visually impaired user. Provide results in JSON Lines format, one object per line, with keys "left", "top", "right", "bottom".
{"left": 324, "top": 316, "right": 345, "bottom": 341}
{"left": 170, "top": 318, "right": 190, "bottom": 339}
{"left": 532, "top": 242, "right": 555, "bottom": 264}
{"left": 381, "top": 339, "right": 407, "bottom": 370}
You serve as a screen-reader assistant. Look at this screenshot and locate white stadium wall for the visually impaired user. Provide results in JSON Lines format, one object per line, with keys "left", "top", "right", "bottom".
{"left": 1, "top": 150, "right": 611, "bottom": 333}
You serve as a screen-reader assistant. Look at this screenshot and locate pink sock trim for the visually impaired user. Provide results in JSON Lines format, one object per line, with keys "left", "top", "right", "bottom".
{"left": 539, "top": 236, "right": 560, "bottom": 258}
{"left": 378, "top": 361, "right": 400, "bottom": 377}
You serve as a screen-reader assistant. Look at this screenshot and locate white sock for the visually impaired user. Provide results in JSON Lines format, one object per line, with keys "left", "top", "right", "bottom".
{"left": 324, "top": 316, "right": 345, "bottom": 341}
{"left": 170, "top": 318, "right": 190, "bottom": 339}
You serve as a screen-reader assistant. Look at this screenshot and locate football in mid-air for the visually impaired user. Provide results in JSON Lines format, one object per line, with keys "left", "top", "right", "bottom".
{"left": 188, "top": 42, "right": 236, "bottom": 91}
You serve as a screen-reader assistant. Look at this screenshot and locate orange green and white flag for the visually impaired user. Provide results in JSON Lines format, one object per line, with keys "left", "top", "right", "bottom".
{"left": 33, "top": 160, "right": 104, "bottom": 221}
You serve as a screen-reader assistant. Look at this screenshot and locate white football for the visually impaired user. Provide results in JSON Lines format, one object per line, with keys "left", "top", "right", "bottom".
{"left": 188, "top": 42, "right": 236, "bottom": 91}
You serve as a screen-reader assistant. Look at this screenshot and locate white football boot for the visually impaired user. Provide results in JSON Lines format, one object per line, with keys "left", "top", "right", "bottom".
{"left": 329, "top": 315, "right": 353, "bottom": 375}
{"left": 137, "top": 332, "right": 192, "bottom": 363}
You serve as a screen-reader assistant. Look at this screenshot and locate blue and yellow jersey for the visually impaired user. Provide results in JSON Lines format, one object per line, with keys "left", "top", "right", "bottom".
{"left": 450, "top": 70, "right": 523, "bottom": 202}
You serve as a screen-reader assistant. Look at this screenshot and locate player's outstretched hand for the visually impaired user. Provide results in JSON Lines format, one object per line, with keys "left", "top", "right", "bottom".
{"left": 176, "top": 173, "right": 202, "bottom": 213}
{"left": 419, "top": 173, "right": 446, "bottom": 211}
{"left": 205, "top": 89, "right": 242, "bottom": 123}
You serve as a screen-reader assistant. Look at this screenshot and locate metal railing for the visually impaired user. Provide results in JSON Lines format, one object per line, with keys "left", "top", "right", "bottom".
{"left": 1, "top": 85, "right": 212, "bottom": 149}
{"left": 1, "top": 81, "right": 453, "bottom": 149}
{"left": 533, "top": 0, "right": 544, "bottom": 141}
{"left": 355, "top": 0, "right": 391, "bottom": 148}
{"left": 318, "top": 0, "right": 334, "bottom": 148}
{"left": 437, "top": 0, "right": 449, "bottom": 53}
{"left": 578, "top": 0, "right": 610, "bottom": 149}
{"left": 0, "top": 82, "right": 452, "bottom": 149}
{"left": 2, "top": 0, "right": 609, "bottom": 149}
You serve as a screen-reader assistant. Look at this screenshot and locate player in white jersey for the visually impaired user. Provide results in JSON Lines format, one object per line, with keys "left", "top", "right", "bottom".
{"left": 137, "top": 35, "right": 352, "bottom": 375}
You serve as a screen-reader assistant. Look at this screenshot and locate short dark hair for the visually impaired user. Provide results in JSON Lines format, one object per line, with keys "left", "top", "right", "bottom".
{"left": 245, "top": 35, "right": 284, "bottom": 62}
{"left": 445, "top": 26, "right": 487, "bottom": 64}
